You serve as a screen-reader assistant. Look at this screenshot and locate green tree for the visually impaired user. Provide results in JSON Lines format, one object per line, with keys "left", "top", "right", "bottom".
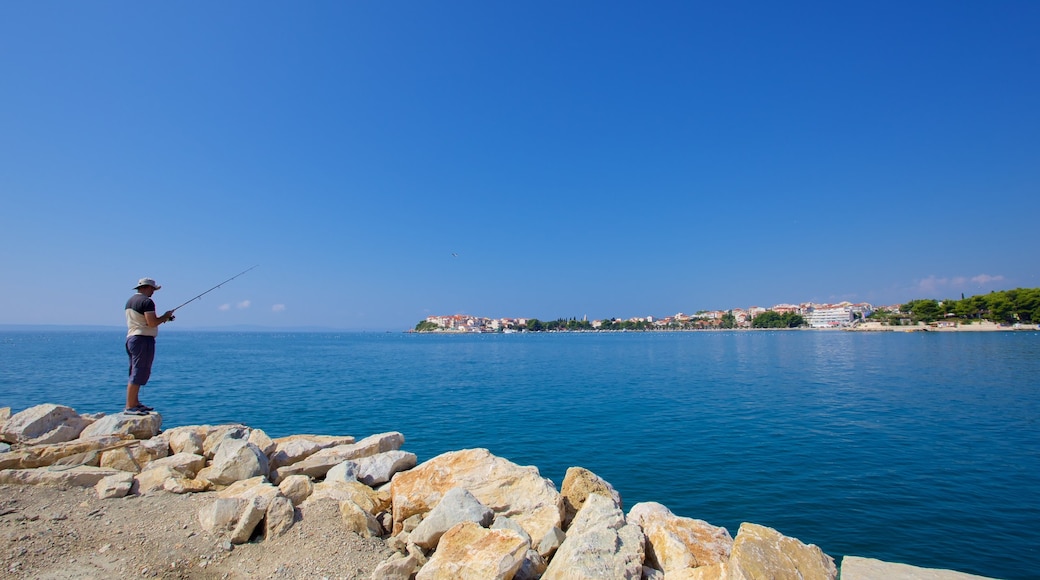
{"left": 414, "top": 320, "right": 439, "bottom": 332}
{"left": 720, "top": 311, "right": 736, "bottom": 329}
{"left": 525, "top": 318, "right": 544, "bottom": 331}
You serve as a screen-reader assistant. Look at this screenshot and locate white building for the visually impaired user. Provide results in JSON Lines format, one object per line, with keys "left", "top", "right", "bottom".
{"left": 805, "top": 306, "right": 854, "bottom": 328}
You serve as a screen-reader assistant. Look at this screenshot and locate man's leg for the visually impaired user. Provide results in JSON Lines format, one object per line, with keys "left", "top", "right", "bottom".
{"left": 126, "top": 382, "right": 141, "bottom": 409}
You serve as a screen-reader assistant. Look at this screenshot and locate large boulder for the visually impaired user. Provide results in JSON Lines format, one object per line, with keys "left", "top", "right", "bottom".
{"left": 79, "top": 412, "right": 162, "bottom": 440}
{"left": 415, "top": 521, "right": 529, "bottom": 580}
{"left": 0, "top": 435, "right": 129, "bottom": 470}
{"left": 560, "top": 466, "right": 622, "bottom": 530}
{"left": 351, "top": 450, "right": 417, "bottom": 486}
{"left": 840, "top": 556, "right": 995, "bottom": 580}
{"left": 271, "top": 431, "right": 404, "bottom": 482}
{"left": 197, "top": 439, "right": 269, "bottom": 486}
{"left": 390, "top": 448, "right": 563, "bottom": 549}
{"left": 541, "top": 493, "right": 644, "bottom": 580}
{"left": 99, "top": 438, "right": 169, "bottom": 473}
{"left": 0, "top": 465, "right": 123, "bottom": 488}
{"left": 728, "top": 523, "right": 836, "bottom": 580}
{"left": 0, "top": 404, "right": 91, "bottom": 445}
{"left": 268, "top": 434, "right": 356, "bottom": 471}
{"left": 628, "top": 501, "right": 732, "bottom": 573}
{"left": 410, "top": 487, "right": 495, "bottom": 550}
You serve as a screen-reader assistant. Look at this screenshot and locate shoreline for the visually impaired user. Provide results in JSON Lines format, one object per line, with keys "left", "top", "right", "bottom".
{"left": 1, "top": 403, "right": 1000, "bottom": 579}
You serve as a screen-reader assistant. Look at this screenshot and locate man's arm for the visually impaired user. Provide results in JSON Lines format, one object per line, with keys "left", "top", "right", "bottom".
{"left": 144, "top": 310, "right": 175, "bottom": 327}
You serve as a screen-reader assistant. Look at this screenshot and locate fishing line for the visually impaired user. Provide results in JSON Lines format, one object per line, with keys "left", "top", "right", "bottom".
{"left": 171, "top": 265, "right": 259, "bottom": 312}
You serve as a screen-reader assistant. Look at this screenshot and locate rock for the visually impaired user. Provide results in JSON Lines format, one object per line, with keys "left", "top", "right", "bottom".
{"left": 410, "top": 487, "right": 495, "bottom": 550}
{"left": 96, "top": 472, "right": 135, "bottom": 499}
{"left": 492, "top": 515, "right": 532, "bottom": 545}
{"left": 516, "top": 549, "right": 548, "bottom": 580}
{"left": 264, "top": 495, "right": 297, "bottom": 539}
{"left": 0, "top": 465, "right": 122, "bottom": 488}
{"left": 165, "top": 427, "right": 204, "bottom": 455}
{"left": 728, "top": 522, "right": 837, "bottom": 580}
{"left": 79, "top": 412, "right": 162, "bottom": 440}
{"left": 560, "top": 466, "right": 622, "bottom": 529}
{"left": 390, "top": 448, "right": 563, "bottom": 550}
{"left": 340, "top": 498, "right": 383, "bottom": 537}
{"left": 415, "top": 521, "right": 528, "bottom": 580}
{"left": 541, "top": 493, "right": 645, "bottom": 580}
{"left": 840, "top": 556, "right": 996, "bottom": 580}
{"left": 271, "top": 431, "right": 404, "bottom": 482}
{"left": 217, "top": 477, "right": 282, "bottom": 512}
{"left": 133, "top": 465, "right": 182, "bottom": 494}
{"left": 308, "top": 479, "right": 390, "bottom": 514}
{"left": 163, "top": 477, "right": 212, "bottom": 494}
{"left": 278, "top": 474, "right": 314, "bottom": 505}
{"left": 0, "top": 435, "right": 129, "bottom": 470}
{"left": 99, "top": 438, "right": 169, "bottom": 473}
{"left": 268, "top": 434, "right": 357, "bottom": 471}
{"left": 353, "top": 450, "right": 417, "bottom": 486}
{"left": 197, "top": 439, "right": 269, "bottom": 486}
{"left": 200, "top": 424, "right": 252, "bottom": 458}
{"left": 628, "top": 501, "right": 733, "bottom": 573}
{"left": 0, "top": 404, "right": 90, "bottom": 445}
{"left": 536, "top": 526, "right": 566, "bottom": 559}
{"left": 143, "top": 452, "right": 207, "bottom": 478}
{"left": 197, "top": 495, "right": 267, "bottom": 544}
{"left": 0, "top": 442, "right": 9, "bottom": 453}
{"left": 248, "top": 428, "right": 276, "bottom": 456}
{"left": 371, "top": 552, "right": 420, "bottom": 580}
{"left": 325, "top": 460, "right": 361, "bottom": 483}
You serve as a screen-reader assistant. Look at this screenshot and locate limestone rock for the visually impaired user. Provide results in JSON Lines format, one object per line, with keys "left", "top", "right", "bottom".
{"left": 840, "top": 556, "right": 996, "bottom": 580}
{"left": 0, "top": 465, "right": 122, "bottom": 488}
{"left": 561, "top": 466, "right": 622, "bottom": 529}
{"left": 134, "top": 465, "right": 182, "bottom": 494}
{"left": 163, "top": 477, "right": 212, "bottom": 494}
{"left": 0, "top": 404, "right": 90, "bottom": 445}
{"left": 271, "top": 431, "right": 404, "bottom": 482}
{"left": 371, "top": 552, "right": 420, "bottom": 580}
{"left": 217, "top": 477, "right": 282, "bottom": 512}
{"left": 99, "top": 438, "right": 169, "bottom": 473}
{"left": 197, "top": 494, "right": 267, "bottom": 544}
{"left": 248, "top": 428, "right": 276, "bottom": 456}
{"left": 0, "top": 435, "right": 128, "bottom": 470}
{"left": 96, "top": 472, "right": 135, "bottom": 499}
{"left": 79, "top": 412, "right": 162, "bottom": 440}
{"left": 391, "top": 448, "right": 563, "bottom": 549}
{"left": 516, "top": 549, "right": 548, "bottom": 580}
{"left": 410, "top": 487, "right": 495, "bottom": 550}
{"left": 325, "top": 460, "right": 361, "bottom": 483}
{"left": 200, "top": 424, "right": 251, "bottom": 458}
{"left": 536, "top": 526, "right": 566, "bottom": 559}
{"left": 197, "top": 439, "right": 269, "bottom": 486}
{"left": 628, "top": 501, "right": 732, "bottom": 573}
{"left": 308, "top": 479, "right": 390, "bottom": 513}
{"left": 265, "top": 495, "right": 297, "bottom": 539}
{"left": 415, "top": 521, "right": 528, "bottom": 580}
{"left": 0, "top": 442, "right": 9, "bottom": 453}
{"left": 278, "top": 474, "right": 314, "bottom": 505}
{"left": 164, "top": 427, "right": 204, "bottom": 455}
{"left": 341, "top": 498, "right": 383, "bottom": 537}
{"left": 268, "top": 434, "right": 356, "bottom": 471}
{"left": 354, "top": 450, "right": 417, "bottom": 486}
{"left": 542, "top": 493, "right": 645, "bottom": 580}
{"left": 727, "top": 522, "right": 836, "bottom": 580}
{"left": 143, "top": 452, "right": 207, "bottom": 478}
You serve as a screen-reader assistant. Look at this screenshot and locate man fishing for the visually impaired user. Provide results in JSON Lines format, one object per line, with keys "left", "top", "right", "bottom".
{"left": 124, "top": 277, "right": 175, "bottom": 415}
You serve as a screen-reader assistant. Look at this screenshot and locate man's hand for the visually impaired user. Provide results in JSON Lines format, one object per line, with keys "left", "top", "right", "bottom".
{"left": 163, "top": 311, "right": 176, "bottom": 322}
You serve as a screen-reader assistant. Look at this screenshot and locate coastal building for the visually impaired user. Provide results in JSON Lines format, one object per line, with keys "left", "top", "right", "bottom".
{"left": 804, "top": 306, "right": 854, "bottom": 328}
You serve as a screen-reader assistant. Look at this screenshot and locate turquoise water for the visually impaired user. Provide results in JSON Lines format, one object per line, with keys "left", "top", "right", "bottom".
{"left": 2, "top": 330, "right": 1038, "bottom": 579}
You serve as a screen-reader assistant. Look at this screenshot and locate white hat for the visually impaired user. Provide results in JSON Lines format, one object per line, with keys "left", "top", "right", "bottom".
{"left": 135, "top": 277, "right": 161, "bottom": 290}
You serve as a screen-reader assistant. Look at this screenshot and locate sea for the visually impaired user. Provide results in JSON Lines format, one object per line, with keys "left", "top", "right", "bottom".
{"left": 2, "top": 329, "right": 1038, "bottom": 579}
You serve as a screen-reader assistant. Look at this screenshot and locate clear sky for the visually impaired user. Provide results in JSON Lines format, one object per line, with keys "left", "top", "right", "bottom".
{"left": 2, "top": 2, "right": 1038, "bottom": 331}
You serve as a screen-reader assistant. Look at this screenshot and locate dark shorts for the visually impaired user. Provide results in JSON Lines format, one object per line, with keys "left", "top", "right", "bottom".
{"left": 126, "top": 335, "right": 156, "bottom": 386}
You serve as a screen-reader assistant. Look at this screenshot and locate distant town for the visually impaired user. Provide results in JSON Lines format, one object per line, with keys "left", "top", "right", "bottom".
{"left": 415, "top": 288, "right": 1040, "bottom": 333}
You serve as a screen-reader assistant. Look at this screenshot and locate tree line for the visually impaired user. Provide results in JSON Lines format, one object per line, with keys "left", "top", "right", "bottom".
{"left": 882, "top": 287, "right": 1040, "bottom": 325}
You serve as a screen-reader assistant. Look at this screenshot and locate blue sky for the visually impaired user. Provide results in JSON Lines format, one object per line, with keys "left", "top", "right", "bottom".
{"left": 2, "top": 2, "right": 1038, "bottom": 330}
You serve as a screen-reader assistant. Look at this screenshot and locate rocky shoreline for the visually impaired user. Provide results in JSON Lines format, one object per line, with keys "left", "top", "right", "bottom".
{"left": 1, "top": 404, "right": 994, "bottom": 579}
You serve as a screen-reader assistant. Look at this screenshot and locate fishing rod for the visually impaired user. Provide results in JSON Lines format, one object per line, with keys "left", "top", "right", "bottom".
{"left": 171, "top": 265, "right": 259, "bottom": 312}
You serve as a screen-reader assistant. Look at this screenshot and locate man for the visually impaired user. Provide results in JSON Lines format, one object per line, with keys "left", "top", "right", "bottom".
{"left": 125, "top": 277, "right": 175, "bottom": 415}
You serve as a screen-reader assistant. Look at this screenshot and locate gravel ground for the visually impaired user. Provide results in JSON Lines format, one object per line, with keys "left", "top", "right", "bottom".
{"left": 1, "top": 484, "right": 393, "bottom": 579}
